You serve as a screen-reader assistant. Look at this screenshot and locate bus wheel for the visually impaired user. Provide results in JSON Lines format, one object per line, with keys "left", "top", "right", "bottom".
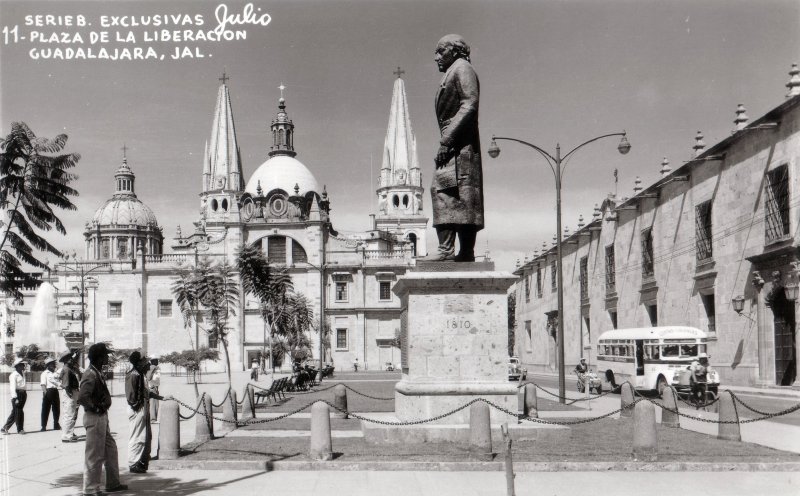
{"left": 657, "top": 376, "right": 669, "bottom": 398}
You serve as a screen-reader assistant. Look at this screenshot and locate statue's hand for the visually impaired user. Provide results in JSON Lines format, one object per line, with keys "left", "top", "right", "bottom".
{"left": 435, "top": 145, "right": 451, "bottom": 168}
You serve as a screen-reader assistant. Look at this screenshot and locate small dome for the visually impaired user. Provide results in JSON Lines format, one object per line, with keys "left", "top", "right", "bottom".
{"left": 245, "top": 155, "right": 320, "bottom": 196}
{"left": 92, "top": 195, "right": 159, "bottom": 227}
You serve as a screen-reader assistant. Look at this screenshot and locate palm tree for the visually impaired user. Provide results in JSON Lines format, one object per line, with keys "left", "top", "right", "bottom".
{"left": 237, "top": 244, "right": 316, "bottom": 372}
{"left": 172, "top": 257, "right": 239, "bottom": 389}
{"left": 0, "top": 122, "right": 79, "bottom": 302}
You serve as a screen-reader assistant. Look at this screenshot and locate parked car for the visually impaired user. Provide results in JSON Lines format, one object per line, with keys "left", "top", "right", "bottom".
{"left": 508, "top": 357, "right": 527, "bottom": 381}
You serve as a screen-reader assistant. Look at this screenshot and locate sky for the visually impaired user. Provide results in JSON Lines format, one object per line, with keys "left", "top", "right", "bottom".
{"left": 1, "top": 0, "right": 798, "bottom": 272}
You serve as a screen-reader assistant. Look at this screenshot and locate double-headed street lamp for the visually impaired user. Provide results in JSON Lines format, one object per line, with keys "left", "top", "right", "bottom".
{"left": 487, "top": 131, "right": 631, "bottom": 403}
{"left": 55, "top": 260, "right": 107, "bottom": 367}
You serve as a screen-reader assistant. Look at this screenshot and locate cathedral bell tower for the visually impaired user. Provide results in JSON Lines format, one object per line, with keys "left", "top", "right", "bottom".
{"left": 201, "top": 72, "right": 244, "bottom": 225}
{"left": 374, "top": 68, "right": 428, "bottom": 256}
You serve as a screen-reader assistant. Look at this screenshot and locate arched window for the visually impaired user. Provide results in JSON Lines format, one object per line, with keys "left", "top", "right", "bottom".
{"left": 221, "top": 199, "right": 228, "bottom": 211}
{"left": 407, "top": 233, "right": 418, "bottom": 257}
{"left": 211, "top": 199, "right": 219, "bottom": 211}
{"left": 393, "top": 195, "right": 399, "bottom": 207}
{"left": 279, "top": 129, "right": 285, "bottom": 146}
{"left": 402, "top": 195, "right": 409, "bottom": 207}
{"left": 292, "top": 239, "right": 308, "bottom": 264}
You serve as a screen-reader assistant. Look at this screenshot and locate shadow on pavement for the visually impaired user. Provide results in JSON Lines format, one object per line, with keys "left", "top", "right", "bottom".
{"left": 52, "top": 469, "right": 265, "bottom": 495}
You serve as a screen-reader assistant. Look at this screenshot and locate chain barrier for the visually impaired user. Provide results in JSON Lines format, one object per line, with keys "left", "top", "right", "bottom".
{"left": 211, "top": 389, "right": 230, "bottom": 408}
{"left": 167, "top": 381, "right": 800, "bottom": 428}
{"left": 343, "top": 384, "right": 394, "bottom": 400}
{"left": 530, "top": 382, "right": 616, "bottom": 404}
{"left": 176, "top": 393, "right": 205, "bottom": 421}
{"left": 284, "top": 383, "right": 339, "bottom": 395}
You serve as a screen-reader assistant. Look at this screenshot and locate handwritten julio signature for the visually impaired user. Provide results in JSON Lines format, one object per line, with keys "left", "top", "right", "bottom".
{"left": 213, "top": 3, "right": 271, "bottom": 37}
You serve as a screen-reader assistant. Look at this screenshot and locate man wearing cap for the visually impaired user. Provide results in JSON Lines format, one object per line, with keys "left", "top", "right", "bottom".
{"left": 58, "top": 350, "right": 82, "bottom": 442}
{"left": 78, "top": 342, "right": 127, "bottom": 495}
{"left": 1, "top": 358, "right": 27, "bottom": 435}
{"left": 126, "top": 351, "right": 167, "bottom": 474}
{"left": 40, "top": 357, "right": 61, "bottom": 431}
{"left": 690, "top": 352, "right": 711, "bottom": 406}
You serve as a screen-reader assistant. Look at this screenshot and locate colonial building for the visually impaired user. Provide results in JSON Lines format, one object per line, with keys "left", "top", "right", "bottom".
{"left": 1, "top": 71, "right": 425, "bottom": 372}
{"left": 513, "top": 64, "right": 800, "bottom": 388}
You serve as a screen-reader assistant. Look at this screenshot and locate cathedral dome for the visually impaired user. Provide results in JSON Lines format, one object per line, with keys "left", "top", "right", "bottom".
{"left": 245, "top": 155, "right": 320, "bottom": 197}
{"left": 91, "top": 195, "right": 159, "bottom": 227}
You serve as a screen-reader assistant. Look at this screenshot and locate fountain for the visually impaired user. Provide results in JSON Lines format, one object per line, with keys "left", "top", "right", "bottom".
{"left": 26, "top": 282, "right": 58, "bottom": 351}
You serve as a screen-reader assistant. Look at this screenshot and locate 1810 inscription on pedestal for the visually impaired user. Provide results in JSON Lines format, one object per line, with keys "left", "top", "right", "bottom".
{"left": 393, "top": 267, "right": 518, "bottom": 424}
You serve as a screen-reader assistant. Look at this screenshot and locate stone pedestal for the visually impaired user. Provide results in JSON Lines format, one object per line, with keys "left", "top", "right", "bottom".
{"left": 393, "top": 266, "right": 518, "bottom": 424}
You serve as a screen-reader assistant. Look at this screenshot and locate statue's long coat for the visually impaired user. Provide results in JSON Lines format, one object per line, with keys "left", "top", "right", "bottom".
{"left": 431, "top": 57, "right": 484, "bottom": 229}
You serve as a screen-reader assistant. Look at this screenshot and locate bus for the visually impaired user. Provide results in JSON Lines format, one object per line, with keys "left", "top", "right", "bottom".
{"left": 595, "top": 326, "right": 720, "bottom": 397}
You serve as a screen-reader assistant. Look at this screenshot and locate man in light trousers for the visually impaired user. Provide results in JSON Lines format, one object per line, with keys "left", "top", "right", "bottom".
{"left": 78, "top": 343, "right": 127, "bottom": 496}
{"left": 58, "top": 350, "right": 81, "bottom": 442}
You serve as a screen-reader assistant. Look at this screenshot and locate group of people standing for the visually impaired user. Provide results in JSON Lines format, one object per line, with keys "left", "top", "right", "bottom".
{"left": 3, "top": 343, "right": 167, "bottom": 495}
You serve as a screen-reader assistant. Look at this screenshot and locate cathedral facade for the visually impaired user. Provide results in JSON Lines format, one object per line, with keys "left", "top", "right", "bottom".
{"left": 1, "top": 73, "right": 428, "bottom": 372}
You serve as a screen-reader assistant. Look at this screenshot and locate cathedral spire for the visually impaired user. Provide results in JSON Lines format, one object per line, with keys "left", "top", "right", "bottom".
{"left": 114, "top": 148, "right": 136, "bottom": 197}
{"left": 379, "top": 70, "right": 420, "bottom": 188}
{"left": 269, "top": 83, "right": 297, "bottom": 158}
{"left": 204, "top": 73, "right": 243, "bottom": 192}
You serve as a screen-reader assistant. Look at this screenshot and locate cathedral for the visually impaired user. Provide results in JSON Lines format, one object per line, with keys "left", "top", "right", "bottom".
{"left": 1, "top": 72, "right": 429, "bottom": 372}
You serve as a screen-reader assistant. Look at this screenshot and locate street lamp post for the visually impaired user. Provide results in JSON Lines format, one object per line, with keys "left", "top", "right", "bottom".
{"left": 56, "top": 260, "right": 107, "bottom": 367}
{"left": 487, "top": 131, "right": 631, "bottom": 403}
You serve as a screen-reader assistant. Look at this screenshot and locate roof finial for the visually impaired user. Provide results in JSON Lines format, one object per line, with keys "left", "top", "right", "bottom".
{"left": 279, "top": 82, "right": 286, "bottom": 100}
{"left": 734, "top": 103, "right": 749, "bottom": 132}
{"left": 660, "top": 157, "right": 671, "bottom": 177}
{"left": 577, "top": 214, "right": 585, "bottom": 229}
{"left": 633, "top": 176, "right": 643, "bottom": 194}
{"left": 786, "top": 63, "right": 800, "bottom": 98}
{"left": 393, "top": 66, "right": 405, "bottom": 78}
{"left": 593, "top": 203, "right": 601, "bottom": 220}
{"left": 693, "top": 131, "right": 706, "bottom": 157}
{"left": 542, "top": 241, "right": 548, "bottom": 252}
{"left": 121, "top": 143, "right": 128, "bottom": 162}
{"left": 219, "top": 70, "right": 230, "bottom": 85}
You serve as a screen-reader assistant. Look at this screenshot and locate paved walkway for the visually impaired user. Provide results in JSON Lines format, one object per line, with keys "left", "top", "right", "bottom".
{"left": 2, "top": 370, "right": 799, "bottom": 495}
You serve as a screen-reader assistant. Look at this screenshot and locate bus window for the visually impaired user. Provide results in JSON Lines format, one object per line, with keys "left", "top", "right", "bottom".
{"left": 680, "top": 344, "right": 698, "bottom": 357}
{"left": 662, "top": 345, "right": 679, "bottom": 357}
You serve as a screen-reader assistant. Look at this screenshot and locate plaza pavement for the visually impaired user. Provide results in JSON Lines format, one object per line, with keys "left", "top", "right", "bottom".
{"left": 1, "top": 369, "right": 799, "bottom": 496}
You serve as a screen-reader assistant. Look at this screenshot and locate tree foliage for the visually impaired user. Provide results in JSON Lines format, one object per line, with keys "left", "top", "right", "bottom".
{"left": 0, "top": 122, "right": 80, "bottom": 302}
{"left": 171, "top": 257, "right": 239, "bottom": 387}
{"left": 237, "top": 243, "right": 316, "bottom": 367}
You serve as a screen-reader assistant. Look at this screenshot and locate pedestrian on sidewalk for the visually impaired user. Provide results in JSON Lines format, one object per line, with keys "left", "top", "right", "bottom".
{"left": 146, "top": 358, "right": 161, "bottom": 423}
{"left": 1, "top": 358, "right": 27, "bottom": 435}
{"left": 40, "top": 357, "right": 61, "bottom": 431}
{"left": 58, "top": 350, "right": 82, "bottom": 443}
{"left": 126, "top": 351, "right": 168, "bottom": 474}
{"left": 250, "top": 359, "right": 259, "bottom": 381}
{"left": 78, "top": 342, "right": 127, "bottom": 495}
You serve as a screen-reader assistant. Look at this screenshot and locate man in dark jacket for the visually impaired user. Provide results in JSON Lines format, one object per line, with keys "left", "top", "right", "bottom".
{"left": 428, "top": 34, "right": 484, "bottom": 262}
{"left": 78, "top": 342, "right": 127, "bottom": 495}
{"left": 125, "top": 351, "right": 167, "bottom": 473}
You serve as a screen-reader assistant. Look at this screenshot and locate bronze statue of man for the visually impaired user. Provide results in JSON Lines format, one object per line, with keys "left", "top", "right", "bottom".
{"left": 427, "top": 34, "right": 483, "bottom": 262}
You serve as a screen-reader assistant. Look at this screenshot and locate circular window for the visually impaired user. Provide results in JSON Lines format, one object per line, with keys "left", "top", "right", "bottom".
{"left": 221, "top": 199, "right": 228, "bottom": 211}
{"left": 269, "top": 194, "right": 288, "bottom": 217}
{"left": 242, "top": 200, "right": 255, "bottom": 221}
{"left": 211, "top": 199, "right": 219, "bottom": 211}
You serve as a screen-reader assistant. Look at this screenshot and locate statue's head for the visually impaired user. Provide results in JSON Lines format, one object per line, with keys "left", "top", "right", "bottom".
{"left": 435, "top": 34, "right": 471, "bottom": 72}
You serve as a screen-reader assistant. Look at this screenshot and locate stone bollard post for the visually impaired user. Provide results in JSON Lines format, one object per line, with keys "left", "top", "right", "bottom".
{"left": 524, "top": 383, "right": 538, "bottom": 419}
{"left": 309, "top": 401, "right": 333, "bottom": 461}
{"left": 620, "top": 383, "right": 635, "bottom": 418}
{"left": 241, "top": 385, "right": 255, "bottom": 421}
{"left": 469, "top": 402, "right": 492, "bottom": 461}
{"left": 219, "top": 388, "right": 238, "bottom": 433}
{"left": 632, "top": 401, "right": 657, "bottom": 461}
{"left": 717, "top": 391, "right": 741, "bottom": 441}
{"left": 660, "top": 387, "right": 680, "bottom": 428}
{"left": 333, "top": 384, "right": 348, "bottom": 419}
{"left": 517, "top": 386, "right": 525, "bottom": 424}
{"left": 195, "top": 394, "right": 214, "bottom": 443}
{"left": 158, "top": 400, "right": 180, "bottom": 460}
